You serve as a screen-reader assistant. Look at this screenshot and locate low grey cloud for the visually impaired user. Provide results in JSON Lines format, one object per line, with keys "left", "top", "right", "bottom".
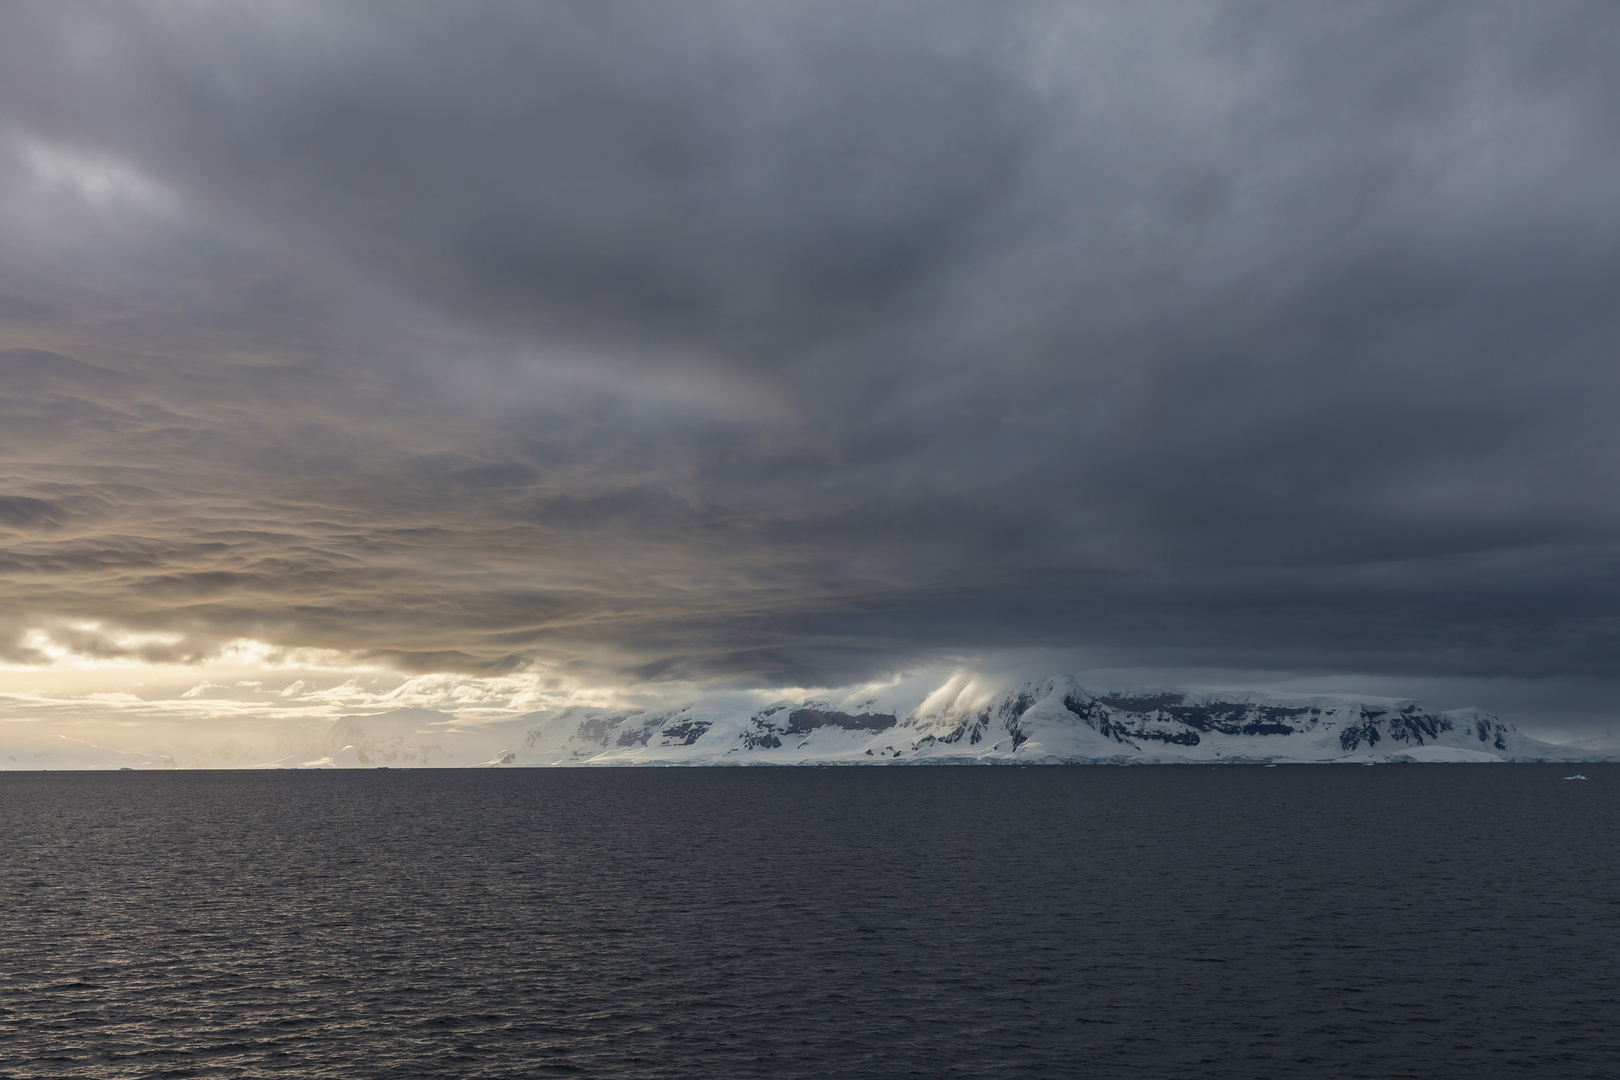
{"left": 1, "top": 2, "right": 1618, "bottom": 713}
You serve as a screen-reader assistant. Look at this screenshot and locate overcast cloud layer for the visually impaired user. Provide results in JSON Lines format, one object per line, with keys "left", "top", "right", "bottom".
{"left": 2, "top": 2, "right": 1618, "bottom": 724}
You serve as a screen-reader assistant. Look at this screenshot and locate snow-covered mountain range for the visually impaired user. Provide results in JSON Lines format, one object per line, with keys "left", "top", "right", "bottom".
{"left": 5, "top": 678, "right": 1613, "bottom": 768}
{"left": 485, "top": 677, "right": 1608, "bottom": 767}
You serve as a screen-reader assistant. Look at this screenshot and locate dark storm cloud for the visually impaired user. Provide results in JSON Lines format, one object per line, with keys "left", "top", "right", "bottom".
{"left": 1, "top": 1, "right": 1618, "bottom": 691}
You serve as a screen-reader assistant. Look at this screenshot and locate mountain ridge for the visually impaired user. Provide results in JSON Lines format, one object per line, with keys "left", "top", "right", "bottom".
{"left": 486, "top": 677, "right": 1609, "bottom": 767}
{"left": 5, "top": 678, "right": 1613, "bottom": 768}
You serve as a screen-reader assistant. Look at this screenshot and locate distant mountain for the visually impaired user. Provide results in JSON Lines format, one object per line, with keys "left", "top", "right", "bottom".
{"left": 0, "top": 733, "right": 182, "bottom": 770}
{"left": 483, "top": 677, "right": 1610, "bottom": 766}
{"left": 208, "top": 709, "right": 524, "bottom": 769}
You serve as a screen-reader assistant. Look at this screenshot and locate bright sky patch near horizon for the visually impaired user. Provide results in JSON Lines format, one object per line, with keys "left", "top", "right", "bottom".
{"left": 2, "top": 2, "right": 1618, "bottom": 745}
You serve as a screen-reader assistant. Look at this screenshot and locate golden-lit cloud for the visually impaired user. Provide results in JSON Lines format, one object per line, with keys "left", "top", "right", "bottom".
{"left": 3, "top": 2, "right": 1620, "bottom": 751}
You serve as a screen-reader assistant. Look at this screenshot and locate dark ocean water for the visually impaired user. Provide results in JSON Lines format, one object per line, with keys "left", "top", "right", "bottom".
{"left": 1, "top": 765, "right": 1615, "bottom": 1079}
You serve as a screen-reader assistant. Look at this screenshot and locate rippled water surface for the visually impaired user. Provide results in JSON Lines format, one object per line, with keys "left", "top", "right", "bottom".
{"left": 2, "top": 766, "right": 1616, "bottom": 1078}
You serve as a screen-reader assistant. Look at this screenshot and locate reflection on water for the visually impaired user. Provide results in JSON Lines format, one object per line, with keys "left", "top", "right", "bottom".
{"left": 2, "top": 766, "right": 1616, "bottom": 1078}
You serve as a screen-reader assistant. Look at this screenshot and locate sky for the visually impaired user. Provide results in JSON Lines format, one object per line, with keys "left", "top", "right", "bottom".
{"left": 2, "top": 1, "right": 1618, "bottom": 746}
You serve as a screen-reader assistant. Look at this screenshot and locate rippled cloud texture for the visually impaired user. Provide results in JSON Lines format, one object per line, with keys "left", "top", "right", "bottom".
{"left": 2, "top": 2, "right": 1619, "bottom": 733}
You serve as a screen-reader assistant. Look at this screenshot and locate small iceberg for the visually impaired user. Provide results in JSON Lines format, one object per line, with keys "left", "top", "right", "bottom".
{"left": 1564, "top": 774, "right": 1588, "bottom": 781}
